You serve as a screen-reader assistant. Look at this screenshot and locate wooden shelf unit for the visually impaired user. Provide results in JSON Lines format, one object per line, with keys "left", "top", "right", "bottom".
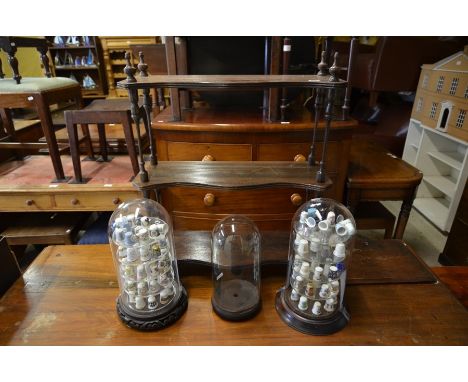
{"left": 46, "top": 36, "right": 107, "bottom": 98}
{"left": 99, "top": 36, "right": 159, "bottom": 97}
{"left": 118, "top": 72, "right": 349, "bottom": 230}
{"left": 403, "top": 119, "right": 468, "bottom": 232}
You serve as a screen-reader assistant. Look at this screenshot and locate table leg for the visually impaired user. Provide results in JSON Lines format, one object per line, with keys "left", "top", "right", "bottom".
{"left": 393, "top": 188, "right": 417, "bottom": 239}
{"left": 65, "top": 114, "right": 83, "bottom": 183}
{"left": 97, "top": 123, "right": 108, "bottom": 162}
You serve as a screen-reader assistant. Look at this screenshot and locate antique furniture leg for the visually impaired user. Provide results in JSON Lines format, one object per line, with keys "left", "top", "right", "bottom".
{"left": 121, "top": 111, "right": 140, "bottom": 176}
{"left": 65, "top": 112, "right": 84, "bottom": 183}
{"left": 393, "top": 188, "right": 417, "bottom": 239}
{"left": 35, "top": 95, "right": 68, "bottom": 182}
{"left": 97, "top": 123, "right": 109, "bottom": 162}
{"left": 80, "top": 124, "right": 96, "bottom": 160}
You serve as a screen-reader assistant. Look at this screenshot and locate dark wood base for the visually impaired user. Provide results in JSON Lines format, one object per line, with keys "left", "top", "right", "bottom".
{"left": 211, "top": 297, "right": 261, "bottom": 321}
{"left": 275, "top": 288, "right": 349, "bottom": 335}
{"left": 116, "top": 287, "right": 188, "bottom": 331}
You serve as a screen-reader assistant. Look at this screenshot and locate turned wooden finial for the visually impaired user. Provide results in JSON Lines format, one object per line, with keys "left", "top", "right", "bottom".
{"left": 124, "top": 52, "right": 137, "bottom": 83}
{"left": 329, "top": 52, "right": 340, "bottom": 82}
{"left": 317, "top": 50, "right": 328, "bottom": 76}
{"left": 138, "top": 51, "right": 149, "bottom": 77}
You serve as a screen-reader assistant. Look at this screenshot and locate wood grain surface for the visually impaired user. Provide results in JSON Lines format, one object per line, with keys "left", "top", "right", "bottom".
{"left": 1, "top": 234, "right": 465, "bottom": 345}
{"left": 133, "top": 161, "right": 333, "bottom": 191}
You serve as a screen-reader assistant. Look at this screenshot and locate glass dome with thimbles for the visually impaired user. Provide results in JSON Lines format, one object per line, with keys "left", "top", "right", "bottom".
{"left": 211, "top": 215, "right": 261, "bottom": 321}
{"left": 275, "top": 198, "right": 356, "bottom": 335}
{"left": 108, "top": 198, "right": 188, "bottom": 330}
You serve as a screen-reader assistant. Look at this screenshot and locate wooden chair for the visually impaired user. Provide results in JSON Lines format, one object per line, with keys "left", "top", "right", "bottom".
{"left": 0, "top": 236, "right": 21, "bottom": 296}
{"left": 0, "top": 36, "right": 92, "bottom": 182}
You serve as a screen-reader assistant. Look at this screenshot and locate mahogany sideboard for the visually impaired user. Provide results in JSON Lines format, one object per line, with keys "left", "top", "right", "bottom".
{"left": 0, "top": 232, "right": 467, "bottom": 345}
{"left": 152, "top": 107, "right": 355, "bottom": 231}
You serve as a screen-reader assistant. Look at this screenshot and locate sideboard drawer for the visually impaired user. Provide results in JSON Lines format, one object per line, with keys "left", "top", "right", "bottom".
{"left": 0, "top": 194, "right": 52, "bottom": 211}
{"left": 54, "top": 191, "right": 139, "bottom": 211}
{"left": 161, "top": 187, "right": 308, "bottom": 215}
{"left": 257, "top": 142, "right": 340, "bottom": 171}
{"left": 166, "top": 142, "right": 252, "bottom": 161}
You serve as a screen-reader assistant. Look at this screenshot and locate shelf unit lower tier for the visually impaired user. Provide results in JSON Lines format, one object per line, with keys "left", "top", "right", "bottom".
{"left": 402, "top": 119, "right": 468, "bottom": 232}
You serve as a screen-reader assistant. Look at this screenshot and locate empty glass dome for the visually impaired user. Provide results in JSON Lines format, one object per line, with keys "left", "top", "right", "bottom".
{"left": 108, "top": 198, "right": 187, "bottom": 330}
{"left": 276, "top": 198, "right": 356, "bottom": 335}
{"left": 211, "top": 215, "right": 261, "bottom": 321}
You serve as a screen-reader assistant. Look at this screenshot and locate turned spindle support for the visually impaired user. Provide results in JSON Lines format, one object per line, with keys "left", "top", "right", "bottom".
{"left": 342, "top": 37, "right": 358, "bottom": 120}
{"left": 6, "top": 45, "right": 21, "bottom": 84}
{"left": 308, "top": 51, "right": 328, "bottom": 167}
{"left": 316, "top": 53, "right": 340, "bottom": 183}
{"left": 280, "top": 37, "right": 291, "bottom": 122}
{"left": 138, "top": 51, "right": 158, "bottom": 166}
{"left": 124, "top": 52, "right": 148, "bottom": 183}
{"left": 37, "top": 46, "right": 52, "bottom": 78}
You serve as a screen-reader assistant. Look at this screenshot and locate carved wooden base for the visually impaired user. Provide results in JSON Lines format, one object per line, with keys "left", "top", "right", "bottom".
{"left": 275, "top": 288, "right": 349, "bottom": 335}
{"left": 116, "top": 287, "right": 188, "bottom": 331}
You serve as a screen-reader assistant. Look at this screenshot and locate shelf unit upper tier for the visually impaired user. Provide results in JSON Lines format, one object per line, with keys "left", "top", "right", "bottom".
{"left": 117, "top": 74, "right": 347, "bottom": 91}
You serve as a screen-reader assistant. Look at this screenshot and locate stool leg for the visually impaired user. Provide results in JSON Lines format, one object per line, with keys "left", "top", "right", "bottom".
{"left": 122, "top": 113, "right": 139, "bottom": 176}
{"left": 97, "top": 123, "right": 109, "bottom": 162}
{"left": 35, "top": 96, "right": 66, "bottom": 182}
{"left": 80, "top": 123, "right": 94, "bottom": 160}
{"left": 65, "top": 114, "right": 83, "bottom": 183}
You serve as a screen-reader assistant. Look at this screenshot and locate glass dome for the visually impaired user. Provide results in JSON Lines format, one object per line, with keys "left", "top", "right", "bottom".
{"left": 276, "top": 198, "right": 356, "bottom": 335}
{"left": 108, "top": 198, "right": 187, "bottom": 330}
{"left": 211, "top": 215, "right": 261, "bottom": 321}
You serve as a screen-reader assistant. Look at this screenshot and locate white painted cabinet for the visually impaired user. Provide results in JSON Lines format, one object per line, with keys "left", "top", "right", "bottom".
{"left": 403, "top": 119, "right": 468, "bottom": 232}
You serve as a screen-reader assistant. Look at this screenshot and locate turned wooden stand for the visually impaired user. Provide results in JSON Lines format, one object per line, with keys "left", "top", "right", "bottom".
{"left": 117, "top": 52, "right": 346, "bottom": 200}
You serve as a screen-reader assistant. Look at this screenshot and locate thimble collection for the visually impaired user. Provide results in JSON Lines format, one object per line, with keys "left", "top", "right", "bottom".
{"left": 112, "top": 213, "right": 176, "bottom": 312}
{"left": 288, "top": 207, "right": 355, "bottom": 317}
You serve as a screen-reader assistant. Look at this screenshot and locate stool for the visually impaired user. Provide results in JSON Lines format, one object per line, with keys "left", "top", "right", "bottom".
{"left": 65, "top": 99, "right": 141, "bottom": 183}
{"left": 354, "top": 201, "right": 396, "bottom": 239}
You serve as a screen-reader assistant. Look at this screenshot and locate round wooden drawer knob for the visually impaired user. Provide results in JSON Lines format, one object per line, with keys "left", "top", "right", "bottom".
{"left": 203, "top": 193, "right": 215, "bottom": 207}
{"left": 113, "top": 197, "right": 121, "bottom": 205}
{"left": 290, "top": 193, "right": 303, "bottom": 206}
{"left": 294, "top": 154, "right": 306, "bottom": 162}
{"left": 71, "top": 198, "right": 79, "bottom": 205}
{"left": 25, "top": 199, "right": 34, "bottom": 206}
{"left": 202, "top": 154, "right": 214, "bottom": 161}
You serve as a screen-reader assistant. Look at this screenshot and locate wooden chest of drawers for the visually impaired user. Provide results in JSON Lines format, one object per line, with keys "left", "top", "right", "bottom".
{"left": 153, "top": 107, "right": 355, "bottom": 230}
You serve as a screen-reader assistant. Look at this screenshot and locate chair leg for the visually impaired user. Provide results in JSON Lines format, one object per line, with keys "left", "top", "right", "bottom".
{"left": 369, "top": 91, "right": 379, "bottom": 108}
{"left": 0, "top": 108, "right": 23, "bottom": 160}
{"left": 80, "top": 124, "right": 95, "bottom": 160}
{"left": 35, "top": 96, "right": 67, "bottom": 182}
{"left": 97, "top": 123, "right": 109, "bottom": 162}
{"left": 65, "top": 114, "right": 83, "bottom": 183}
{"left": 122, "top": 113, "right": 139, "bottom": 176}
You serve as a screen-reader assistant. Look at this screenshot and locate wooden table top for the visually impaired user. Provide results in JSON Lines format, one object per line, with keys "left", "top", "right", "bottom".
{"left": 1, "top": 232, "right": 466, "bottom": 345}
{"left": 348, "top": 140, "right": 423, "bottom": 189}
